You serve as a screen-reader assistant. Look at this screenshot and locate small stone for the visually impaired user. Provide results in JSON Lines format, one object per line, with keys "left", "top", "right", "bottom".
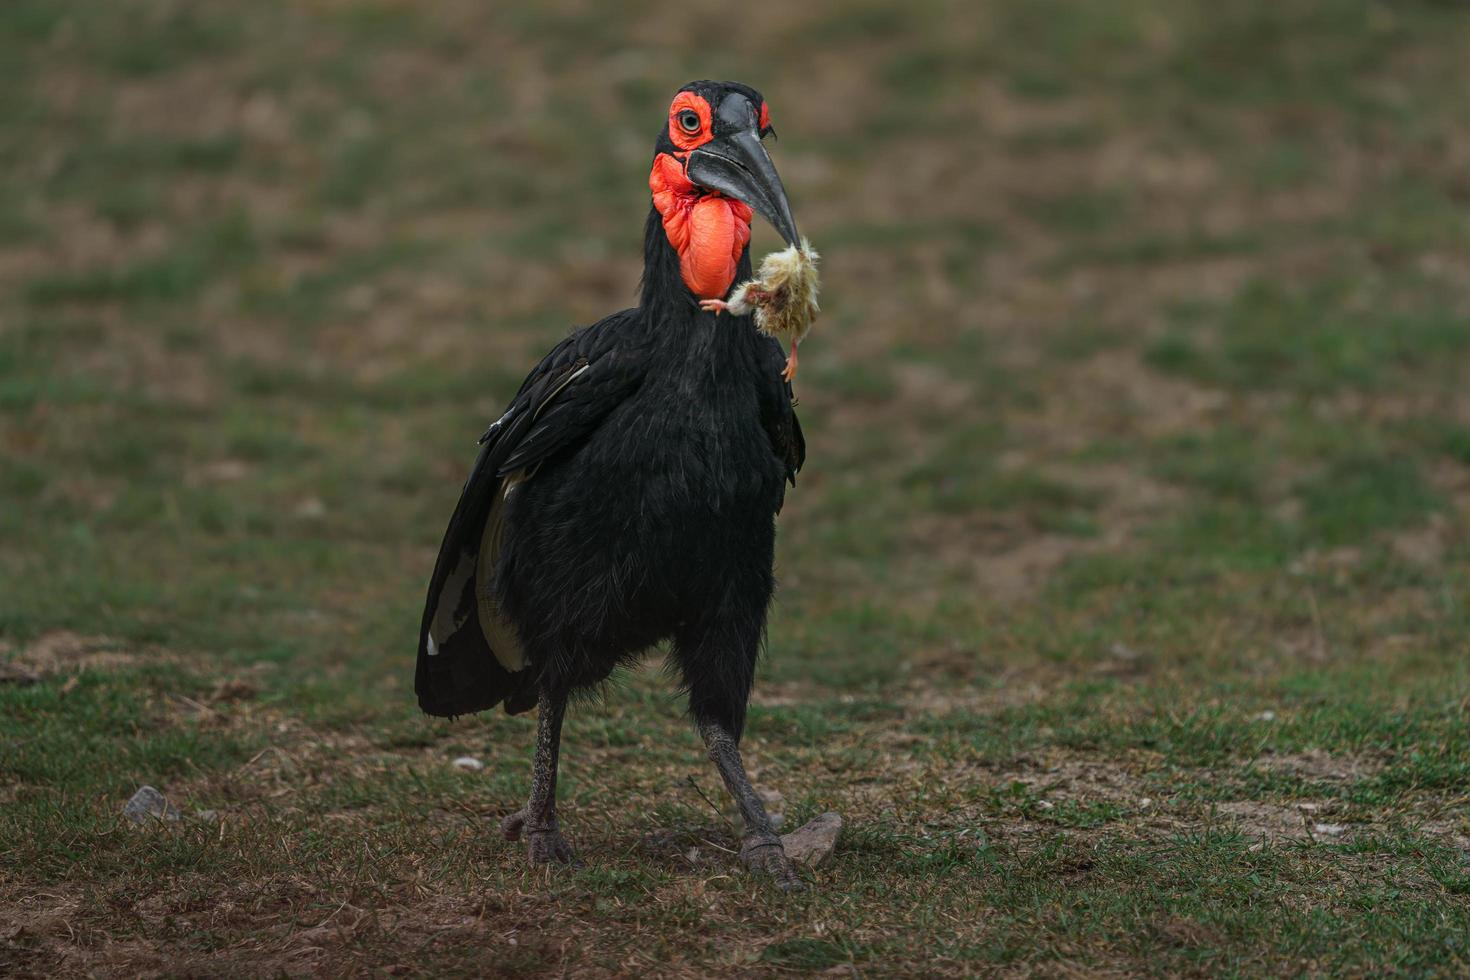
{"left": 1313, "top": 823, "right": 1348, "bottom": 837}
{"left": 1256, "top": 711, "right": 1277, "bottom": 722}
{"left": 124, "top": 786, "right": 181, "bottom": 824}
{"left": 199, "top": 459, "right": 250, "bottom": 482}
{"left": 1139, "top": 798, "right": 1153, "bottom": 808}
{"left": 780, "top": 812, "right": 842, "bottom": 867}
{"left": 1297, "top": 802, "right": 1320, "bottom": 813}
{"left": 770, "top": 813, "right": 785, "bottom": 830}
{"left": 1037, "top": 800, "right": 1055, "bottom": 810}
{"left": 196, "top": 809, "right": 219, "bottom": 824}
{"left": 1109, "top": 642, "right": 1141, "bottom": 661}
{"left": 452, "top": 756, "right": 483, "bottom": 771}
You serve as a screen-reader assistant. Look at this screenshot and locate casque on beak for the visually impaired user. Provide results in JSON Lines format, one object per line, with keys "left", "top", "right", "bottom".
{"left": 685, "top": 96, "right": 800, "bottom": 247}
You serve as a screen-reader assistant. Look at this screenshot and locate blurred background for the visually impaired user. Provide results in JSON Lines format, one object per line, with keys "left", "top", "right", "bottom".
{"left": 4, "top": 1, "right": 1470, "bottom": 975}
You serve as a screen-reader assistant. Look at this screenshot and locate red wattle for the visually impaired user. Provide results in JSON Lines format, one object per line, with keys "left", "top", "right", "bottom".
{"left": 649, "top": 152, "right": 752, "bottom": 299}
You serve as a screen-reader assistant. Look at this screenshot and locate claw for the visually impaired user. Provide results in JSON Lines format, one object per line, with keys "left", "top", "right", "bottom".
{"left": 700, "top": 298, "right": 729, "bottom": 316}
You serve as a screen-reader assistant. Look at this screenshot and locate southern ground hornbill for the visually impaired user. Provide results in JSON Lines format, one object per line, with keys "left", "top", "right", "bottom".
{"left": 416, "top": 81, "right": 810, "bottom": 889}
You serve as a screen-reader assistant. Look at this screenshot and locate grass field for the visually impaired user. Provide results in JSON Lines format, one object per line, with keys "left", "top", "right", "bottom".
{"left": 4, "top": 0, "right": 1470, "bottom": 975}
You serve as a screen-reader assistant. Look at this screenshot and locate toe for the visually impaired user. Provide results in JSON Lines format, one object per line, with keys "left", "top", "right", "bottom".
{"left": 501, "top": 809, "right": 526, "bottom": 841}
{"left": 527, "top": 830, "right": 578, "bottom": 866}
{"left": 739, "top": 837, "right": 803, "bottom": 890}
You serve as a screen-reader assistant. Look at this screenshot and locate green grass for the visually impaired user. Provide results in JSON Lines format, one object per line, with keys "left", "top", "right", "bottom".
{"left": 1146, "top": 278, "right": 1470, "bottom": 392}
{"left": 4, "top": 0, "right": 1470, "bottom": 976}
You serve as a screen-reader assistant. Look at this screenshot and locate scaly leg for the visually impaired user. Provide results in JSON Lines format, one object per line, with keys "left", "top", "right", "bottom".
{"left": 699, "top": 720, "right": 803, "bottom": 891}
{"left": 501, "top": 687, "right": 577, "bottom": 865}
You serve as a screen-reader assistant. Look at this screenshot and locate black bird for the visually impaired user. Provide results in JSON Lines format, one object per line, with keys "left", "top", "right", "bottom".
{"left": 416, "top": 81, "right": 808, "bottom": 889}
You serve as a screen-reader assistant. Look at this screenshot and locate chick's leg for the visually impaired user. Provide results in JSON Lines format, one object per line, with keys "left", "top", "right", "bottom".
{"left": 781, "top": 341, "right": 799, "bottom": 382}
{"left": 700, "top": 288, "right": 768, "bottom": 317}
{"left": 699, "top": 721, "right": 803, "bottom": 892}
{"left": 502, "top": 686, "right": 577, "bottom": 865}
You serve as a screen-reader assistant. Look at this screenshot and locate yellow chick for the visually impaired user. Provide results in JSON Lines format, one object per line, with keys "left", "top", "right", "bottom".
{"left": 701, "top": 239, "right": 820, "bottom": 382}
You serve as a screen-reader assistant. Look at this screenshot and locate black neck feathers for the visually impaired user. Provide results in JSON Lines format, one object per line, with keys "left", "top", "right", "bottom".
{"left": 638, "top": 206, "right": 686, "bottom": 315}
{"left": 637, "top": 205, "right": 755, "bottom": 320}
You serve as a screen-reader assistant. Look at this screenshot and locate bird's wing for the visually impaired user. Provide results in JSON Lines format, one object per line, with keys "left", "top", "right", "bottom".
{"left": 415, "top": 309, "right": 644, "bottom": 718}
{"left": 756, "top": 334, "right": 806, "bottom": 498}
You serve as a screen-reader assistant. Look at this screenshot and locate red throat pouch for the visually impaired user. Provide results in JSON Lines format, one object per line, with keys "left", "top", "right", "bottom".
{"left": 649, "top": 152, "right": 753, "bottom": 300}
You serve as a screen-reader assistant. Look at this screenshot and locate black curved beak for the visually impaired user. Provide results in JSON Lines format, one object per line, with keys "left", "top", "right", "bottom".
{"left": 686, "top": 127, "right": 800, "bottom": 247}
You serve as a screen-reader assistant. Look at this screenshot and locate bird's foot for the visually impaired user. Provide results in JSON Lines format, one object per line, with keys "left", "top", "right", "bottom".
{"left": 740, "top": 833, "right": 805, "bottom": 892}
{"left": 502, "top": 809, "right": 579, "bottom": 866}
{"left": 699, "top": 298, "right": 730, "bottom": 316}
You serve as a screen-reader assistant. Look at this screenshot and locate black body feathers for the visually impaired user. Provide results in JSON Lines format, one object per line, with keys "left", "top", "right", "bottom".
{"left": 416, "top": 204, "right": 804, "bottom": 734}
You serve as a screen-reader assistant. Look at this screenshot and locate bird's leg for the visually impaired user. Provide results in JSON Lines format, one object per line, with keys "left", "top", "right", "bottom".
{"left": 699, "top": 298, "right": 730, "bottom": 315}
{"left": 501, "top": 687, "right": 577, "bottom": 866}
{"left": 781, "top": 341, "right": 799, "bottom": 382}
{"left": 699, "top": 720, "right": 803, "bottom": 892}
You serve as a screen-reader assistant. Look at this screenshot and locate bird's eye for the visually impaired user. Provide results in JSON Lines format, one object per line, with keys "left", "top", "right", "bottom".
{"left": 677, "top": 109, "right": 702, "bottom": 135}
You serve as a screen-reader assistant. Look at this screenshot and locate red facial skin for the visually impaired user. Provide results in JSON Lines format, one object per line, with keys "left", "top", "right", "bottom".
{"left": 667, "top": 91, "right": 713, "bottom": 152}
{"left": 648, "top": 92, "right": 755, "bottom": 300}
